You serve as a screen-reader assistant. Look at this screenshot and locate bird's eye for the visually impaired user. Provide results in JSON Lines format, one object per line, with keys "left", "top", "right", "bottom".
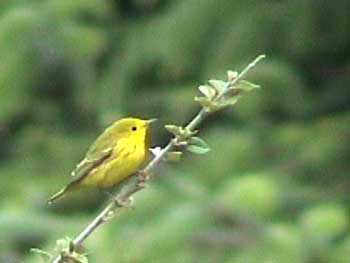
{"left": 131, "top": 126, "right": 137, "bottom": 131}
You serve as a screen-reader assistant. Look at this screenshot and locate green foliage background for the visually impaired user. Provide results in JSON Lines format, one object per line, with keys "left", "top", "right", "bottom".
{"left": 0, "top": 0, "right": 349, "bottom": 262}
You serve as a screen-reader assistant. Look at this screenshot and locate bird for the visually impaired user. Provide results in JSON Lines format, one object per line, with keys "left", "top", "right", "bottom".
{"left": 48, "top": 117, "right": 157, "bottom": 204}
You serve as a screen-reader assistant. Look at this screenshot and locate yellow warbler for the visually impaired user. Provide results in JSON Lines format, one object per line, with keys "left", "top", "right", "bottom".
{"left": 48, "top": 117, "right": 156, "bottom": 204}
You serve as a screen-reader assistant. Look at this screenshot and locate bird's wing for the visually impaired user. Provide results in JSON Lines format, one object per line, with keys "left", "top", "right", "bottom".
{"left": 71, "top": 124, "right": 119, "bottom": 180}
{"left": 71, "top": 146, "right": 113, "bottom": 179}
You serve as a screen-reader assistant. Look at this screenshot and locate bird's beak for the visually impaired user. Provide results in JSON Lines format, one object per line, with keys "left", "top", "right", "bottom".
{"left": 147, "top": 118, "right": 158, "bottom": 124}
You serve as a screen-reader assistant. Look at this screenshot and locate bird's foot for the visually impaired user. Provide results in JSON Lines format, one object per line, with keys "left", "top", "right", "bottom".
{"left": 103, "top": 197, "right": 134, "bottom": 221}
{"left": 114, "top": 196, "right": 134, "bottom": 209}
{"left": 104, "top": 210, "right": 116, "bottom": 221}
{"left": 137, "top": 170, "right": 152, "bottom": 187}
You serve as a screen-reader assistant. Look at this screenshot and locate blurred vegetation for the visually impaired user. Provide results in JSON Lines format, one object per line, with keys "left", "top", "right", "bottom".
{"left": 0, "top": 0, "right": 349, "bottom": 262}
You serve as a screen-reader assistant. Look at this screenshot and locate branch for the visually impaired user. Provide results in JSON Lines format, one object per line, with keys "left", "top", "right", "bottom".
{"left": 50, "top": 54, "right": 265, "bottom": 263}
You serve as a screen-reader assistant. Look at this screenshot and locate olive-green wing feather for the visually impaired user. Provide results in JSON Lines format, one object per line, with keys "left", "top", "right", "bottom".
{"left": 48, "top": 124, "right": 120, "bottom": 204}
{"left": 71, "top": 122, "right": 121, "bottom": 178}
{"left": 47, "top": 147, "right": 113, "bottom": 204}
{"left": 71, "top": 147, "right": 113, "bottom": 180}
{"left": 85, "top": 121, "right": 121, "bottom": 158}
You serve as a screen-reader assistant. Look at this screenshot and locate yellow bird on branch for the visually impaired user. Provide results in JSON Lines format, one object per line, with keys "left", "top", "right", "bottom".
{"left": 48, "top": 117, "right": 157, "bottom": 204}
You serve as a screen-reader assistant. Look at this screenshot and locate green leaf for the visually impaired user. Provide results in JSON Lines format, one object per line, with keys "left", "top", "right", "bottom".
{"left": 186, "top": 137, "right": 210, "bottom": 154}
{"left": 183, "top": 128, "right": 198, "bottom": 138}
{"left": 166, "top": 151, "right": 183, "bottom": 162}
{"left": 56, "top": 236, "right": 74, "bottom": 253}
{"left": 208, "top": 79, "right": 228, "bottom": 93}
{"left": 220, "top": 95, "right": 242, "bottom": 107}
{"left": 237, "top": 80, "right": 260, "bottom": 91}
{"left": 198, "top": 85, "right": 216, "bottom": 99}
{"left": 194, "top": 96, "right": 213, "bottom": 108}
{"left": 227, "top": 70, "right": 238, "bottom": 81}
{"left": 194, "top": 97, "right": 224, "bottom": 112}
{"left": 75, "top": 253, "right": 89, "bottom": 263}
{"left": 30, "top": 248, "right": 52, "bottom": 260}
{"left": 165, "top": 125, "right": 196, "bottom": 140}
{"left": 56, "top": 239, "right": 68, "bottom": 252}
{"left": 187, "top": 144, "right": 210, "bottom": 154}
{"left": 165, "top": 125, "right": 184, "bottom": 137}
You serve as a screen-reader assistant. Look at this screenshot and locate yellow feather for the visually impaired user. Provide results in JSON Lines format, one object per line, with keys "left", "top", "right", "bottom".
{"left": 48, "top": 117, "right": 155, "bottom": 204}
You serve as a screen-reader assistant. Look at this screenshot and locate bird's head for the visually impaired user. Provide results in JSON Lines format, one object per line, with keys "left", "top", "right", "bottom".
{"left": 113, "top": 117, "right": 157, "bottom": 142}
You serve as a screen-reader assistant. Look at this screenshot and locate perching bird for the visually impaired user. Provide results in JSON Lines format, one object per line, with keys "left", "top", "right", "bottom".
{"left": 48, "top": 117, "right": 156, "bottom": 204}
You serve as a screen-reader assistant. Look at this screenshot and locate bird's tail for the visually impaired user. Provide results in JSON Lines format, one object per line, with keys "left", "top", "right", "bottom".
{"left": 48, "top": 187, "right": 68, "bottom": 204}
{"left": 48, "top": 180, "right": 82, "bottom": 204}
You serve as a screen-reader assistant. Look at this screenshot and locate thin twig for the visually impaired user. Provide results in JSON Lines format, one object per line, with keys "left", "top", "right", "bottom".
{"left": 51, "top": 54, "right": 265, "bottom": 263}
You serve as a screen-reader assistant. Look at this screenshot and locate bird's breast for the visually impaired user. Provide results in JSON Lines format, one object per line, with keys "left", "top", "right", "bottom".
{"left": 96, "top": 140, "right": 146, "bottom": 187}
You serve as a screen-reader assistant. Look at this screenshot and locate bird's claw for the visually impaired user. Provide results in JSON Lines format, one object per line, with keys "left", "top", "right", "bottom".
{"left": 115, "top": 196, "right": 134, "bottom": 209}
{"left": 104, "top": 210, "right": 116, "bottom": 221}
{"left": 102, "top": 197, "right": 133, "bottom": 221}
{"left": 137, "top": 170, "right": 151, "bottom": 185}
